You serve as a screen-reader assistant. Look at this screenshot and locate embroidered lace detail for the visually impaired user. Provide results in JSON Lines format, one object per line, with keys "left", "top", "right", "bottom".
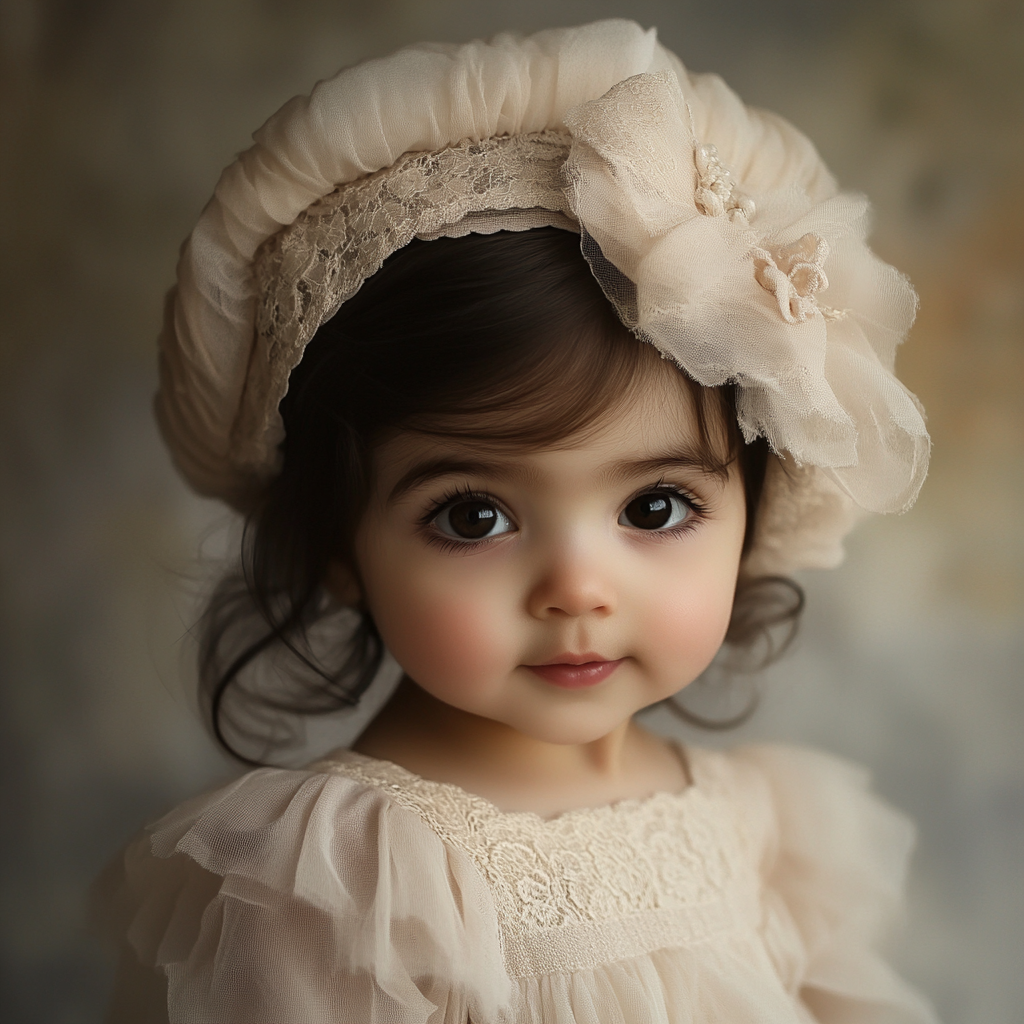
{"left": 314, "top": 750, "right": 761, "bottom": 977}
{"left": 753, "top": 232, "right": 848, "bottom": 323}
{"left": 235, "top": 133, "right": 575, "bottom": 471}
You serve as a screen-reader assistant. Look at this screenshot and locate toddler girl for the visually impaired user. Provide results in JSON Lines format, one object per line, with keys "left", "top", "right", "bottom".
{"left": 104, "top": 19, "right": 937, "bottom": 1024}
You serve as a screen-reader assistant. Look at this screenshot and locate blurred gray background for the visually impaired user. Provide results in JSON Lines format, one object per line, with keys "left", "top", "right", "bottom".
{"left": 1, "top": 1, "right": 1021, "bottom": 1021}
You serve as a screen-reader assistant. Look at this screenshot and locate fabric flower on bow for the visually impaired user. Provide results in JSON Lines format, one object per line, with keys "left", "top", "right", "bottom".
{"left": 562, "top": 71, "right": 929, "bottom": 515}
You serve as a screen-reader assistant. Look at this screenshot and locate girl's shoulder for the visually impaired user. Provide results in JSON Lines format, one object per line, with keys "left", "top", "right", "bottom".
{"left": 690, "top": 742, "right": 918, "bottom": 923}
{"left": 308, "top": 742, "right": 917, "bottom": 916}
{"left": 102, "top": 760, "right": 511, "bottom": 1023}
{"left": 98, "top": 745, "right": 932, "bottom": 1024}
{"left": 304, "top": 742, "right": 916, "bottom": 862}
{"left": 130, "top": 742, "right": 914, "bottom": 887}
{"left": 131, "top": 758, "right": 487, "bottom": 921}
{"left": 719, "top": 743, "right": 917, "bottom": 886}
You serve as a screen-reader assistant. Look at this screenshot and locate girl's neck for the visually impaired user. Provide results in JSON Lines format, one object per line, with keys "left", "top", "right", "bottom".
{"left": 351, "top": 678, "right": 690, "bottom": 817}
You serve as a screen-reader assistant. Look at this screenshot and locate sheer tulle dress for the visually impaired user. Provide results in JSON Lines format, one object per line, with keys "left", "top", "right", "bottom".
{"left": 100, "top": 744, "right": 939, "bottom": 1023}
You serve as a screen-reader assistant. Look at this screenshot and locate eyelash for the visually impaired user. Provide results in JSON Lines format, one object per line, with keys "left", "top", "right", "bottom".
{"left": 417, "top": 485, "right": 514, "bottom": 554}
{"left": 664, "top": 480, "right": 707, "bottom": 515}
{"left": 417, "top": 480, "right": 712, "bottom": 552}
{"left": 631, "top": 478, "right": 711, "bottom": 540}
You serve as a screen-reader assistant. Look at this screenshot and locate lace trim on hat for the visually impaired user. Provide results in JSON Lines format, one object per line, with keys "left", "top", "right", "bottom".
{"left": 238, "top": 132, "right": 575, "bottom": 476}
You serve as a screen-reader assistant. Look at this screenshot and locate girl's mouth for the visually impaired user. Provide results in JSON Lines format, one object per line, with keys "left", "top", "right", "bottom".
{"left": 526, "top": 656, "right": 625, "bottom": 689}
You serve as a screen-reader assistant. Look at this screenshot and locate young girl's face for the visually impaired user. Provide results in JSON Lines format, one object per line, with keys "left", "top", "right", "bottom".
{"left": 350, "top": 362, "right": 748, "bottom": 747}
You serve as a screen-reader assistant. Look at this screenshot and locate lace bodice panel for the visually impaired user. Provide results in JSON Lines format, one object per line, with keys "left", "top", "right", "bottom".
{"left": 311, "top": 749, "right": 767, "bottom": 979}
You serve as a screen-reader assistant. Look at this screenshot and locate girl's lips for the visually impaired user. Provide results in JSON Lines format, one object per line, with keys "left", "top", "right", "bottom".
{"left": 526, "top": 658, "right": 625, "bottom": 689}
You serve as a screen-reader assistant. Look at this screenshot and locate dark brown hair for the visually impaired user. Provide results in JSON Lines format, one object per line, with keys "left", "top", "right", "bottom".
{"left": 200, "top": 228, "right": 802, "bottom": 763}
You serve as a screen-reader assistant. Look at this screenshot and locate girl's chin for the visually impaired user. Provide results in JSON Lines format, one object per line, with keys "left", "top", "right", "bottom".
{"left": 497, "top": 705, "right": 642, "bottom": 747}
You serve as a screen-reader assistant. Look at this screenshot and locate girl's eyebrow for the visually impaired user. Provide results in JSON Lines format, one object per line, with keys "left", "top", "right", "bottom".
{"left": 387, "top": 456, "right": 533, "bottom": 504}
{"left": 388, "top": 446, "right": 731, "bottom": 503}
{"left": 605, "top": 446, "right": 732, "bottom": 483}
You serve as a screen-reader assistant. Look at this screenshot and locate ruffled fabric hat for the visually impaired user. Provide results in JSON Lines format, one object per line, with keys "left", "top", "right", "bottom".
{"left": 156, "top": 19, "right": 929, "bottom": 575}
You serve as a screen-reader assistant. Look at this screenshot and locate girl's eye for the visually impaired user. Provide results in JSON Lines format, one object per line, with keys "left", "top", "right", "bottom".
{"left": 618, "top": 491, "right": 691, "bottom": 531}
{"left": 434, "top": 500, "right": 514, "bottom": 541}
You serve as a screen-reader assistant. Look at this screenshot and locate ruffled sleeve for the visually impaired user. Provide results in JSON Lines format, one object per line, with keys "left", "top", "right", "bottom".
{"left": 732, "top": 745, "right": 939, "bottom": 1024}
{"left": 101, "top": 767, "right": 509, "bottom": 1024}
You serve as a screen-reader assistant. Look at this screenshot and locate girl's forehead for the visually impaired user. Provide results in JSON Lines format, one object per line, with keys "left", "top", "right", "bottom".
{"left": 404, "top": 356, "right": 703, "bottom": 449}
{"left": 396, "top": 376, "right": 695, "bottom": 448}
{"left": 371, "top": 382, "right": 732, "bottom": 496}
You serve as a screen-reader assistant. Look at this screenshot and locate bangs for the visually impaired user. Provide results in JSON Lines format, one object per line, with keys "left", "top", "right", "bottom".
{"left": 287, "top": 227, "right": 742, "bottom": 479}
{"left": 403, "top": 320, "right": 742, "bottom": 481}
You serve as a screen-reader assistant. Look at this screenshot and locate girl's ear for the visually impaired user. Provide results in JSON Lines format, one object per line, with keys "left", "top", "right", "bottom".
{"left": 325, "top": 561, "right": 363, "bottom": 606}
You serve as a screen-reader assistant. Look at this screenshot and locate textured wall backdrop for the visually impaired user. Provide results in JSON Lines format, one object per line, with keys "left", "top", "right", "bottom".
{"left": 1, "top": 1, "right": 1021, "bottom": 1021}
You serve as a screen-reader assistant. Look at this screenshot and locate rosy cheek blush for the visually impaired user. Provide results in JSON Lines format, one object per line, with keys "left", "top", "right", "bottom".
{"left": 641, "top": 590, "right": 733, "bottom": 676}
{"left": 379, "top": 588, "right": 514, "bottom": 692}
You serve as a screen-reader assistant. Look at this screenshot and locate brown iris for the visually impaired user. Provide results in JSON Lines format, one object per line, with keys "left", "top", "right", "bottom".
{"left": 446, "top": 501, "right": 500, "bottom": 539}
{"left": 621, "top": 493, "right": 681, "bottom": 530}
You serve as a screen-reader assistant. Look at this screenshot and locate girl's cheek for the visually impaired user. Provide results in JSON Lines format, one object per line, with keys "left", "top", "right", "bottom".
{"left": 369, "top": 558, "right": 516, "bottom": 693}
{"left": 636, "top": 565, "right": 737, "bottom": 680}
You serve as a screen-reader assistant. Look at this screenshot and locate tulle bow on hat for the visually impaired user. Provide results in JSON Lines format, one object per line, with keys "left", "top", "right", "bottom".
{"left": 563, "top": 71, "right": 929, "bottom": 516}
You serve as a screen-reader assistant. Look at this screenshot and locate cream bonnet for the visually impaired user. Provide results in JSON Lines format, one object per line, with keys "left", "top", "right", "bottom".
{"left": 156, "top": 19, "right": 929, "bottom": 576}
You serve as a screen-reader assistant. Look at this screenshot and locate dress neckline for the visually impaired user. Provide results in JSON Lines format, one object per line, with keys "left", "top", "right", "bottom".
{"left": 310, "top": 741, "right": 702, "bottom": 825}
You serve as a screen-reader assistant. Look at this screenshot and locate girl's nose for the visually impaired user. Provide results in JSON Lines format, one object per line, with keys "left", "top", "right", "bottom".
{"left": 525, "top": 544, "right": 616, "bottom": 620}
